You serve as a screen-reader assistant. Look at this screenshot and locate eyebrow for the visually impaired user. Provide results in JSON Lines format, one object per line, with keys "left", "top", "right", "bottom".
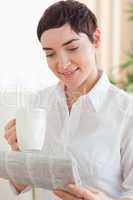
{"left": 42, "top": 38, "right": 80, "bottom": 51}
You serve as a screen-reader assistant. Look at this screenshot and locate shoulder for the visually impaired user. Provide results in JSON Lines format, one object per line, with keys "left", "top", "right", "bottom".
{"left": 110, "top": 86, "right": 133, "bottom": 149}
{"left": 108, "top": 84, "right": 133, "bottom": 116}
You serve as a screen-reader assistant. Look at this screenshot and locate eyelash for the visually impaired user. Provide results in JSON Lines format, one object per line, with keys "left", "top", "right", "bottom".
{"left": 68, "top": 47, "right": 79, "bottom": 51}
{"left": 46, "top": 54, "right": 54, "bottom": 58}
{"left": 46, "top": 47, "right": 79, "bottom": 57}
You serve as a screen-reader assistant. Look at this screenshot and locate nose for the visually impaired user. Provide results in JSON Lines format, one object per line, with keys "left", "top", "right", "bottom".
{"left": 57, "top": 53, "right": 70, "bottom": 72}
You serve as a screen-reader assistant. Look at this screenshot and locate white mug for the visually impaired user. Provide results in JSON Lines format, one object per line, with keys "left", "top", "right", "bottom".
{"left": 16, "top": 107, "right": 46, "bottom": 151}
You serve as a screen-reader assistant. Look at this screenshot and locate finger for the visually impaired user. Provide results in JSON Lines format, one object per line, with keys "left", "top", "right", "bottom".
{"left": 11, "top": 143, "right": 20, "bottom": 151}
{"left": 54, "top": 190, "right": 81, "bottom": 200}
{"left": 54, "top": 190, "right": 66, "bottom": 198}
{"left": 4, "top": 118, "right": 16, "bottom": 131}
{"left": 7, "top": 133, "right": 17, "bottom": 145}
{"left": 4, "top": 125, "right": 16, "bottom": 140}
{"left": 68, "top": 185, "right": 95, "bottom": 200}
{"left": 67, "top": 185, "right": 84, "bottom": 198}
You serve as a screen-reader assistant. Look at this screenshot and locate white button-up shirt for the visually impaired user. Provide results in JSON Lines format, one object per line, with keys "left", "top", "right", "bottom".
{"left": 17, "top": 71, "right": 133, "bottom": 200}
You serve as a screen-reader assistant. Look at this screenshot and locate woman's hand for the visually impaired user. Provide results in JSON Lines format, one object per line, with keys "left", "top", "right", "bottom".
{"left": 4, "top": 118, "right": 19, "bottom": 151}
{"left": 4, "top": 118, "right": 29, "bottom": 193}
{"left": 54, "top": 184, "right": 113, "bottom": 200}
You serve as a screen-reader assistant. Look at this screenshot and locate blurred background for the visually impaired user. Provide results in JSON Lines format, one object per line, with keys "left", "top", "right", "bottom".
{"left": 83, "top": 0, "right": 133, "bottom": 92}
{"left": 0, "top": 0, "right": 132, "bottom": 199}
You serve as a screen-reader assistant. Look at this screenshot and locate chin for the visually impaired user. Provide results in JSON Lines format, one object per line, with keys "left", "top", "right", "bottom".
{"left": 65, "top": 81, "right": 82, "bottom": 91}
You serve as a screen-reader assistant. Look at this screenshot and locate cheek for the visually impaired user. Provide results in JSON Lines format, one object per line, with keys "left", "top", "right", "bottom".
{"left": 70, "top": 53, "right": 85, "bottom": 67}
{"left": 74, "top": 56, "right": 90, "bottom": 70}
{"left": 77, "top": 50, "right": 95, "bottom": 70}
{"left": 46, "top": 59, "right": 56, "bottom": 71}
{"left": 71, "top": 48, "right": 91, "bottom": 66}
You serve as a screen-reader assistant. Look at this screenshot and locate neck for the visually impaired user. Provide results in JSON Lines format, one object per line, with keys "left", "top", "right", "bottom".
{"left": 64, "top": 69, "right": 101, "bottom": 105}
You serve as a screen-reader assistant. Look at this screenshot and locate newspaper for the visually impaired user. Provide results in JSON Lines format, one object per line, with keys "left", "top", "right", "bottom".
{"left": 0, "top": 151, "right": 81, "bottom": 193}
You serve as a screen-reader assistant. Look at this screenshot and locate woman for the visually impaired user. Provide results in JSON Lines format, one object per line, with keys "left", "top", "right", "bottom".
{"left": 4, "top": 0, "right": 133, "bottom": 200}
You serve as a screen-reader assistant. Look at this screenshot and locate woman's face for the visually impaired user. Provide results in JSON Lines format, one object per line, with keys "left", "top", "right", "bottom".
{"left": 40, "top": 23, "right": 100, "bottom": 90}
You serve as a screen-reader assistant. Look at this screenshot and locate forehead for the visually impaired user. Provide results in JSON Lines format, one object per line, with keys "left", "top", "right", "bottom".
{"left": 40, "top": 23, "right": 81, "bottom": 47}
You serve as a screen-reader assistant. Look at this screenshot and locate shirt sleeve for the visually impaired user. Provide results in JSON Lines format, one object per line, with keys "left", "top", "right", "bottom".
{"left": 120, "top": 116, "right": 133, "bottom": 200}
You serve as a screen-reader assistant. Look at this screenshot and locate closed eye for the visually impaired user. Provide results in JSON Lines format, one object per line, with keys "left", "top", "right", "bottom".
{"left": 45, "top": 47, "right": 79, "bottom": 57}
{"left": 68, "top": 47, "right": 79, "bottom": 51}
{"left": 46, "top": 53, "right": 55, "bottom": 57}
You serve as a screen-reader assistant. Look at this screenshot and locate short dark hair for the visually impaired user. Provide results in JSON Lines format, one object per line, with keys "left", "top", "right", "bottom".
{"left": 37, "top": 0, "right": 98, "bottom": 43}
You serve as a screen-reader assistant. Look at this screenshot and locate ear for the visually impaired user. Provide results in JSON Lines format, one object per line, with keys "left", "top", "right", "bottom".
{"left": 93, "top": 28, "right": 101, "bottom": 48}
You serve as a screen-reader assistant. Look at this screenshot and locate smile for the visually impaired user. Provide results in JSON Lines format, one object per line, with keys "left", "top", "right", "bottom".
{"left": 60, "top": 68, "right": 79, "bottom": 76}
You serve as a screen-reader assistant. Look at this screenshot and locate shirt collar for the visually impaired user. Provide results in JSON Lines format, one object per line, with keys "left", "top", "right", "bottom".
{"left": 86, "top": 70, "right": 110, "bottom": 112}
{"left": 56, "top": 70, "right": 110, "bottom": 112}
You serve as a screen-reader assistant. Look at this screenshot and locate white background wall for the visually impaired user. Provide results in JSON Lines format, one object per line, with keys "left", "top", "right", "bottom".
{"left": 0, "top": 0, "right": 58, "bottom": 92}
{"left": 0, "top": 1, "right": 57, "bottom": 199}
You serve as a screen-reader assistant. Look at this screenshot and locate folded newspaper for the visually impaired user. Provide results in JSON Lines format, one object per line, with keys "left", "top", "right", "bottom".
{"left": 0, "top": 151, "right": 81, "bottom": 192}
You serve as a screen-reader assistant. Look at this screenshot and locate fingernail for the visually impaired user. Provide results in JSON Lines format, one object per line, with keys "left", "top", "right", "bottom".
{"left": 54, "top": 190, "right": 59, "bottom": 194}
{"left": 54, "top": 190, "right": 64, "bottom": 198}
{"left": 54, "top": 191, "right": 58, "bottom": 195}
{"left": 69, "top": 184, "right": 74, "bottom": 188}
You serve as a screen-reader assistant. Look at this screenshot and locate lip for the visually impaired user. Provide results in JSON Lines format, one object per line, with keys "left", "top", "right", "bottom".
{"left": 59, "top": 68, "right": 79, "bottom": 75}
